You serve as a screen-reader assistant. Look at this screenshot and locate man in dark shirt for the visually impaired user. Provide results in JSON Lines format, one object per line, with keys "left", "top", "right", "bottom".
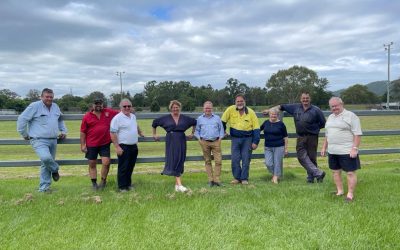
{"left": 263, "top": 92, "right": 326, "bottom": 183}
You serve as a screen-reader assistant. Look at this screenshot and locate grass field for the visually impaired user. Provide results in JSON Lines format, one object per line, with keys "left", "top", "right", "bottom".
{"left": 1, "top": 115, "right": 399, "bottom": 249}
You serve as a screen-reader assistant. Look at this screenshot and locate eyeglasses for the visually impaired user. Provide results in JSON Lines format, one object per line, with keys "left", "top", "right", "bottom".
{"left": 123, "top": 105, "right": 132, "bottom": 108}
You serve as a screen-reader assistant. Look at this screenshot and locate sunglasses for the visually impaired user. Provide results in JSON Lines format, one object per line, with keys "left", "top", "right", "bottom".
{"left": 123, "top": 105, "right": 132, "bottom": 108}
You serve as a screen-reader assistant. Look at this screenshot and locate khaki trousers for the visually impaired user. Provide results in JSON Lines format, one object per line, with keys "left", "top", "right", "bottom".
{"left": 199, "top": 140, "right": 222, "bottom": 182}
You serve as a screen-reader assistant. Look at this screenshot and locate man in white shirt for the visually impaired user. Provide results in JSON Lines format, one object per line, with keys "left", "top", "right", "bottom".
{"left": 110, "top": 99, "right": 144, "bottom": 192}
{"left": 321, "top": 97, "right": 362, "bottom": 202}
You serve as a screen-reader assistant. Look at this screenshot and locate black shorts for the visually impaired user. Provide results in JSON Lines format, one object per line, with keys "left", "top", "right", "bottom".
{"left": 85, "top": 144, "right": 111, "bottom": 160}
{"left": 328, "top": 154, "right": 361, "bottom": 172}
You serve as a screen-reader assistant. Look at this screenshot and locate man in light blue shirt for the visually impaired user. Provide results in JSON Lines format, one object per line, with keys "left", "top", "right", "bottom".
{"left": 195, "top": 101, "right": 225, "bottom": 187}
{"left": 17, "top": 88, "right": 67, "bottom": 192}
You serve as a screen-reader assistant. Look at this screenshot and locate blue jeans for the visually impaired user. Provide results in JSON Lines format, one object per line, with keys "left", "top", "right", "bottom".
{"left": 264, "top": 146, "right": 284, "bottom": 177}
{"left": 231, "top": 136, "right": 253, "bottom": 181}
{"left": 30, "top": 138, "right": 59, "bottom": 192}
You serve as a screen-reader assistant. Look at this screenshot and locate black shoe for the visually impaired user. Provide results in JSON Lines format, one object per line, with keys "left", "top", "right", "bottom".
{"left": 208, "top": 181, "right": 214, "bottom": 187}
{"left": 52, "top": 172, "right": 60, "bottom": 182}
{"left": 316, "top": 171, "right": 326, "bottom": 183}
{"left": 92, "top": 183, "right": 99, "bottom": 191}
{"left": 306, "top": 176, "right": 314, "bottom": 183}
{"left": 213, "top": 182, "right": 222, "bottom": 187}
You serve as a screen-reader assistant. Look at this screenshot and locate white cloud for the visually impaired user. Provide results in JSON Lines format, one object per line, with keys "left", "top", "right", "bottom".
{"left": 0, "top": 0, "right": 399, "bottom": 98}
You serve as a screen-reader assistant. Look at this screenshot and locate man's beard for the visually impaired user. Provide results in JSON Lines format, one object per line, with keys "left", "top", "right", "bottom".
{"left": 236, "top": 104, "right": 245, "bottom": 110}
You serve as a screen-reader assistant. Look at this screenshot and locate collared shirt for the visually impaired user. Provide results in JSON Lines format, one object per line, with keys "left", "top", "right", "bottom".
{"left": 110, "top": 112, "right": 139, "bottom": 145}
{"left": 281, "top": 103, "right": 326, "bottom": 136}
{"left": 325, "top": 109, "right": 362, "bottom": 155}
{"left": 221, "top": 105, "right": 260, "bottom": 144}
{"left": 260, "top": 120, "right": 288, "bottom": 147}
{"left": 194, "top": 113, "right": 224, "bottom": 141}
{"left": 80, "top": 108, "right": 119, "bottom": 147}
{"left": 17, "top": 100, "right": 67, "bottom": 138}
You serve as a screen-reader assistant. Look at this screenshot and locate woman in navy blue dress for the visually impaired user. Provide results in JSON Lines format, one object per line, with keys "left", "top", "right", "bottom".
{"left": 152, "top": 100, "right": 196, "bottom": 192}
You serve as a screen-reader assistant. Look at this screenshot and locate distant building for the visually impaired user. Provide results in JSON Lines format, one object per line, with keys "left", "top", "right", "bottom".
{"left": 0, "top": 109, "right": 17, "bottom": 115}
{"left": 381, "top": 102, "right": 400, "bottom": 110}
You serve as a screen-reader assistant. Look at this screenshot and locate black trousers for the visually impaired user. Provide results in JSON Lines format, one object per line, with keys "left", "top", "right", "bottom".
{"left": 117, "top": 144, "right": 138, "bottom": 189}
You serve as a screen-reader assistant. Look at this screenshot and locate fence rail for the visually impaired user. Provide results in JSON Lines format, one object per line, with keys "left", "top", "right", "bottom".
{"left": 1, "top": 110, "right": 400, "bottom": 121}
{"left": 0, "top": 130, "right": 399, "bottom": 167}
{"left": 1, "top": 110, "right": 399, "bottom": 167}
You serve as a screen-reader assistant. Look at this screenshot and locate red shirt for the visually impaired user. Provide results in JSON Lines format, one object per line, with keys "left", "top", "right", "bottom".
{"left": 80, "top": 108, "right": 119, "bottom": 147}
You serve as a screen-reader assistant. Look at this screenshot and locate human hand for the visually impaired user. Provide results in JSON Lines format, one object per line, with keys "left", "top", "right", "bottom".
{"left": 251, "top": 143, "right": 258, "bottom": 150}
{"left": 23, "top": 136, "right": 30, "bottom": 140}
{"left": 320, "top": 148, "right": 326, "bottom": 157}
{"left": 284, "top": 148, "right": 288, "bottom": 156}
{"left": 115, "top": 146, "right": 124, "bottom": 156}
{"left": 350, "top": 148, "right": 358, "bottom": 158}
{"left": 81, "top": 145, "right": 87, "bottom": 153}
{"left": 58, "top": 134, "right": 66, "bottom": 140}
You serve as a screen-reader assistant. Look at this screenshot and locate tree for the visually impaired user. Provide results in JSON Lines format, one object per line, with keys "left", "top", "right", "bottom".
{"left": 224, "top": 78, "right": 249, "bottom": 101}
{"left": 57, "top": 94, "right": 84, "bottom": 111}
{"left": 340, "top": 84, "right": 379, "bottom": 104}
{"left": 247, "top": 87, "right": 267, "bottom": 106}
{"left": 266, "top": 65, "right": 330, "bottom": 104}
{"left": 390, "top": 78, "right": 400, "bottom": 101}
{"left": 150, "top": 100, "right": 160, "bottom": 112}
{"left": 25, "top": 89, "right": 41, "bottom": 102}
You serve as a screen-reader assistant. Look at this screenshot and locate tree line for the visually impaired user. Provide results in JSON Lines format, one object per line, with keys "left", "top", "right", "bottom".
{"left": 1, "top": 65, "right": 399, "bottom": 113}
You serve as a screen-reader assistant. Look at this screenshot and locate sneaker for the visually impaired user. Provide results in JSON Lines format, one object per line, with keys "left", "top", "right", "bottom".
{"left": 92, "top": 183, "right": 99, "bottom": 191}
{"left": 208, "top": 181, "right": 214, "bottom": 187}
{"left": 241, "top": 180, "right": 249, "bottom": 185}
{"left": 119, "top": 188, "right": 129, "bottom": 193}
{"left": 175, "top": 185, "right": 188, "bottom": 192}
{"left": 230, "top": 179, "right": 240, "bottom": 184}
{"left": 52, "top": 172, "right": 60, "bottom": 182}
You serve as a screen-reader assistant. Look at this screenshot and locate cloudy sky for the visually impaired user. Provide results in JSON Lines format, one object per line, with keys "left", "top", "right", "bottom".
{"left": 1, "top": 0, "right": 399, "bottom": 97}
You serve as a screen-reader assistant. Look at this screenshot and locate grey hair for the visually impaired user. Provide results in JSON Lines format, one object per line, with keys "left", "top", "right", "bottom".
{"left": 269, "top": 107, "right": 280, "bottom": 114}
{"left": 119, "top": 98, "right": 132, "bottom": 107}
{"left": 329, "top": 97, "right": 343, "bottom": 105}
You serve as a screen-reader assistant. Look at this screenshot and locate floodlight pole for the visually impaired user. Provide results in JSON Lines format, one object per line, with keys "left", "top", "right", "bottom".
{"left": 116, "top": 71, "right": 125, "bottom": 101}
{"left": 384, "top": 42, "right": 393, "bottom": 109}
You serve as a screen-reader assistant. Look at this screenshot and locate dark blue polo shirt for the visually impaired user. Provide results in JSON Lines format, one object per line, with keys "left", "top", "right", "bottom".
{"left": 281, "top": 104, "right": 326, "bottom": 136}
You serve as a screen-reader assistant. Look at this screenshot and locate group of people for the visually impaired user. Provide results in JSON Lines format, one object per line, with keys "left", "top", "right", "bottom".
{"left": 17, "top": 88, "right": 362, "bottom": 202}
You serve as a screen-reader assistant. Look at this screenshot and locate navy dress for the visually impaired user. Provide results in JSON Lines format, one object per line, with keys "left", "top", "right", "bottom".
{"left": 152, "top": 114, "right": 197, "bottom": 176}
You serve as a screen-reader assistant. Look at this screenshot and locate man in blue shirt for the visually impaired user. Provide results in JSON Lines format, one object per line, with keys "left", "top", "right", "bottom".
{"left": 17, "top": 88, "right": 67, "bottom": 192}
{"left": 263, "top": 92, "right": 326, "bottom": 183}
{"left": 195, "top": 101, "right": 225, "bottom": 187}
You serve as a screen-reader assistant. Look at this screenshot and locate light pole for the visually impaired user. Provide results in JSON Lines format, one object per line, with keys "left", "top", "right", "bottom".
{"left": 384, "top": 42, "right": 393, "bottom": 109}
{"left": 116, "top": 71, "right": 125, "bottom": 101}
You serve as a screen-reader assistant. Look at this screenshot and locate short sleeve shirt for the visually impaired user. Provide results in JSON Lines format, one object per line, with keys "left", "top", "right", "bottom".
{"left": 325, "top": 109, "right": 362, "bottom": 154}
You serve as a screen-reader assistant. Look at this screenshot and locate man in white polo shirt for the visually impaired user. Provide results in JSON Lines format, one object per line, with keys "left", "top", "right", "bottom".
{"left": 110, "top": 99, "right": 144, "bottom": 191}
{"left": 321, "top": 97, "right": 362, "bottom": 202}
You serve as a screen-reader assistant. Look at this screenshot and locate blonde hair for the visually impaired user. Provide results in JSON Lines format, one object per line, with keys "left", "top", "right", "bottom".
{"left": 169, "top": 100, "right": 182, "bottom": 110}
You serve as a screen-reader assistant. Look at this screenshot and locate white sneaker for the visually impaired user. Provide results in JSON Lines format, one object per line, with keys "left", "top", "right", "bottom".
{"left": 175, "top": 185, "right": 188, "bottom": 192}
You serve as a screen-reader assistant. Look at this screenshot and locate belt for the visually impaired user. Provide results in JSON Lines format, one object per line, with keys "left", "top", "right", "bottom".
{"left": 29, "top": 137, "right": 57, "bottom": 140}
{"left": 201, "top": 137, "right": 219, "bottom": 142}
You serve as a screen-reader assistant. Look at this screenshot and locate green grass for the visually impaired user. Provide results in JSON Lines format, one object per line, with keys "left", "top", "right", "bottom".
{"left": 1, "top": 115, "right": 400, "bottom": 248}
{"left": 1, "top": 156, "right": 399, "bottom": 249}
